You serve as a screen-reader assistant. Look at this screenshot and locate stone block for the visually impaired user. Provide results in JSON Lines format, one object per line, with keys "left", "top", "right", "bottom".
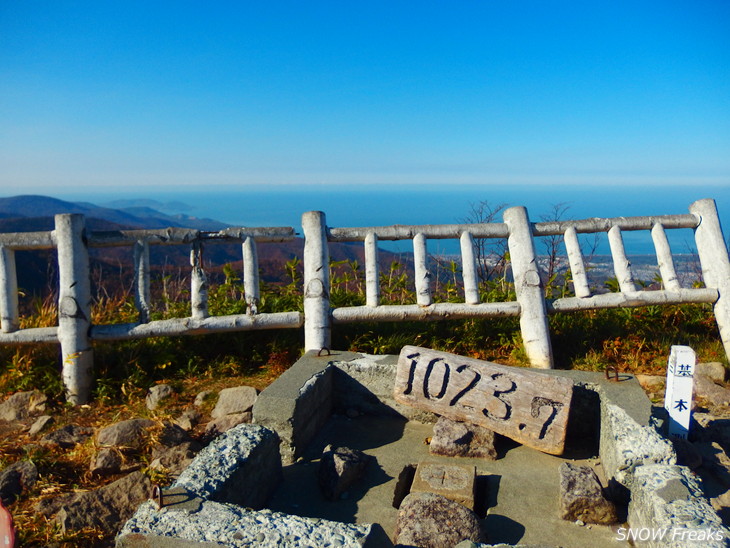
{"left": 318, "top": 446, "right": 373, "bottom": 501}
{"left": 558, "top": 462, "right": 618, "bottom": 525}
{"left": 410, "top": 460, "right": 476, "bottom": 510}
{"left": 211, "top": 386, "right": 258, "bottom": 418}
{"left": 429, "top": 416, "right": 497, "bottom": 460}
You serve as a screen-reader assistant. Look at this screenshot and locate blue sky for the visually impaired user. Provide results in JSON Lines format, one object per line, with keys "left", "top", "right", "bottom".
{"left": 1, "top": 1, "right": 729, "bottom": 196}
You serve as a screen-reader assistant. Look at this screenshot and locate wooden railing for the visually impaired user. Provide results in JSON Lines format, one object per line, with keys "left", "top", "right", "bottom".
{"left": 1, "top": 198, "right": 729, "bottom": 404}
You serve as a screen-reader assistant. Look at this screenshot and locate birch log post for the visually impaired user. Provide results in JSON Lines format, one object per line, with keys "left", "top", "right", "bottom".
{"left": 563, "top": 226, "right": 591, "bottom": 298}
{"left": 303, "top": 211, "right": 331, "bottom": 351}
{"left": 394, "top": 346, "right": 573, "bottom": 454}
{"left": 651, "top": 223, "right": 681, "bottom": 291}
{"left": 133, "top": 240, "right": 151, "bottom": 323}
{"left": 413, "top": 233, "right": 432, "bottom": 306}
{"left": 460, "top": 231, "right": 480, "bottom": 305}
{"left": 190, "top": 241, "right": 208, "bottom": 320}
{"left": 243, "top": 236, "right": 260, "bottom": 315}
{"left": 504, "top": 206, "right": 553, "bottom": 369}
{"left": 690, "top": 198, "right": 730, "bottom": 361}
{"left": 608, "top": 226, "right": 636, "bottom": 293}
{"left": 55, "top": 214, "right": 93, "bottom": 405}
{"left": 0, "top": 246, "right": 19, "bottom": 333}
{"left": 365, "top": 232, "right": 380, "bottom": 307}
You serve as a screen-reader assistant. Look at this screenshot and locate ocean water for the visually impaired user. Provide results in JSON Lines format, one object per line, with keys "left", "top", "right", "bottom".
{"left": 63, "top": 183, "right": 730, "bottom": 256}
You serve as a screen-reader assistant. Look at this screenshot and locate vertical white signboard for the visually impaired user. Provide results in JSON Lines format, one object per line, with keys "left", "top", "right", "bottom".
{"left": 664, "top": 345, "right": 695, "bottom": 440}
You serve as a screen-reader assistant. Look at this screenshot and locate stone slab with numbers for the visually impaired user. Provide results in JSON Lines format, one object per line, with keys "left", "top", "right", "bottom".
{"left": 394, "top": 346, "right": 574, "bottom": 455}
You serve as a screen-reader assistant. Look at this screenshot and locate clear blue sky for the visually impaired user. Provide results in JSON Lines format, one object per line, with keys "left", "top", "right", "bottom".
{"left": 1, "top": 1, "right": 729, "bottom": 196}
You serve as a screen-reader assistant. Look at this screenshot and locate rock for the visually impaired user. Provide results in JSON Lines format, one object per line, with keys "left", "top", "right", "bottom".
{"left": 28, "top": 415, "right": 54, "bottom": 436}
{"left": 203, "top": 412, "right": 252, "bottom": 441}
{"left": 693, "top": 413, "right": 730, "bottom": 453}
{"left": 90, "top": 448, "right": 123, "bottom": 476}
{"left": 393, "top": 492, "right": 485, "bottom": 548}
{"left": 429, "top": 416, "right": 497, "bottom": 460}
{"left": 211, "top": 386, "right": 258, "bottom": 419}
{"left": 559, "top": 462, "right": 618, "bottom": 525}
{"left": 318, "top": 446, "right": 373, "bottom": 501}
{"left": 53, "top": 471, "right": 152, "bottom": 535}
{"left": 671, "top": 437, "right": 703, "bottom": 470}
{"left": 410, "top": 460, "right": 476, "bottom": 510}
{"left": 41, "top": 424, "right": 93, "bottom": 449}
{"left": 157, "top": 421, "right": 194, "bottom": 447}
{"left": 694, "top": 375, "right": 730, "bottom": 410}
{"left": 697, "top": 362, "right": 728, "bottom": 384}
{"left": 194, "top": 390, "right": 214, "bottom": 407}
{"left": 0, "top": 460, "right": 38, "bottom": 504}
{"left": 97, "top": 419, "right": 154, "bottom": 451}
{"left": 635, "top": 375, "right": 666, "bottom": 398}
{"left": 175, "top": 407, "right": 202, "bottom": 431}
{"left": 149, "top": 441, "right": 200, "bottom": 475}
{"left": 696, "top": 442, "right": 730, "bottom": 488}
{"left": 0, "top": 390, "right": 47, "bottom": 421}
{"left": 145, "top": 384, "right": 175, "bottom": 410}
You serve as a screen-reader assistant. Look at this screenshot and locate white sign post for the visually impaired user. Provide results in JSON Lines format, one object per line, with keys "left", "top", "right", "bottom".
{"left": 664, "top": 345, "right": 696, "bottom": 440}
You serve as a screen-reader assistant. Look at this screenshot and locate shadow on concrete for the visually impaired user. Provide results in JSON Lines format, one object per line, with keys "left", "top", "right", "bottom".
{"left": 483, "top": 513, "right": 526, "bottom": 545}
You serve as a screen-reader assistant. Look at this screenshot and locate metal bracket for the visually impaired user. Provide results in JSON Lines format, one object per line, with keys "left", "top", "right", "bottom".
{"left": 317, "top": 347, "right": 331, "bottom": 357}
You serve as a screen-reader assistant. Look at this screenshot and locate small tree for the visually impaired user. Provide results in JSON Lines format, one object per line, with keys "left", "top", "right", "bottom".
{"left": 462, "top": 201, "right": 509, "bottom": 283}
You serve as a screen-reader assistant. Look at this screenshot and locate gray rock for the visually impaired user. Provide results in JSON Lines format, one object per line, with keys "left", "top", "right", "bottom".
{"left": 696, "top": 442, "right": 730, "bottom": 488}
{"left": 694, "top": 375, "right": 730, "bottom": 410}
{"left": 211, "top": 386, "right": 258, "bottom": 419}
{"left": 0, "top": 460, "right": 38, "bottom": 504}
{"left": 671, "top": 437, "right": 702, "bottom": 470}
{"left": 41, "top": 424, "right": 93, "bottom": 449}
{"left": 0, "top": 390, "right": 47, "bottom": 421}
{"left": 635, "top": 374, "right": 666, "bottom": 398}
{"left": 157, "top": 421, "right": 194, "bottom": 447}
{"left": 146, "top": 384, "right": 175, "bottom": 410}
{"left": 97, "top": 418, "right": 155, "bottom": 451}
{"left": 697, "top": 362, "right": 728, "bottom": 384}
{"left": 429, "top": 416, "right": 497, "bottom": 460}
{"left": 203, "top": 412, "right": 252, "bottom": 441}
{"left": 53, "top": 471, "right": 152, "bottom": 535}
{"left": 558, "top": 462, "right": 618, "bottom": 525}
{"left": 318, "top": 447, "right": 373, "bottom": 501}
{"left": 149, "top": 441, "right": 200, "bottom": 475}
{"left": 693, "top": 413, "right": 730, "bottom": 453}
{"left": 175, "top": 407, "right": 202, "bottom": 431}
{"left": 28, "top": 415, "right": 54, "bottom": 436}
{"left": 90, "top": 448, "right": 123, "bottom": 476}
{"left": 194, "top": 390, "right": 214, "bottom": 407}
{"left": 393, "top": 492, "right": 485, "bottom": 548}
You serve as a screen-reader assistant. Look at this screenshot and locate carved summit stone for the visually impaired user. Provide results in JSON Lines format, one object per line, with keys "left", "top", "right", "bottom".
{"left": 394, "top": 346, "right": 573, "bottom": 455}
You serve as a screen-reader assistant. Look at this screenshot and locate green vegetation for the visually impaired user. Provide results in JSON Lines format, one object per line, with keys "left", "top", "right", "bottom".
{"left": 1, "top": 254, "right": 726, "bottom": 405}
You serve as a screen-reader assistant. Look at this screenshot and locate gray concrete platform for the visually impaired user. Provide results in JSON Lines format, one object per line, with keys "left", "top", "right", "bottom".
{"left": 268, "top": 414, "right": 625, "bottom": 548}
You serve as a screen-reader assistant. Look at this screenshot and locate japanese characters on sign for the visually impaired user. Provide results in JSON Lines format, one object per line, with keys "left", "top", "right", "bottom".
{"left": 393, "top": 346, "right": 574, "bottom": 455}
{"left": 664, "top": 345, "right": 695, "bottom": 441}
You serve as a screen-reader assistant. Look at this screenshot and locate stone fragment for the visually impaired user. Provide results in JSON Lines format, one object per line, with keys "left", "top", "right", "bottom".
{"left": 203, "top": 412, "right": 252, "bottom": 441}
{"left": 41, "top": 424, "right": 94, "bottom": 449}
{"left": 558, "top": 462, "right": 618, "bottom": 525}
{"left": 430, "top": 416, "right": 497, "bottom": 460}
{"left": 175, "top": 407, "right": 202, "bottom": 431}
{"left": 194, "top": 390, "right": 214, "bottom": 407}
{"left": 696, "top": 442, "right": 730, "bottom": 488}
{"left": 694, "top": 375, "right": 730, "bottom": 410}
{"left": 410, "top": 460, "right": 476, "bottom": 510}
{"left": 90, "top": 448, "right": 123, "bottom": 476}
{"left": 0, "top": 460, "right": 38, "bottom": 504}
{"left": 0, "top": 390, "right": 47, "bottom": 421}
{"left": 145, "top": 383, "right": 175, "bottom": 410}
{"left": 211, "top": 386, "right": 258, "bottom": 419}
{"left": 671, "top": 437, "right": 702, "bottom": 470}
{"left": 157, "top": 421, "right": 193, "bottom": 447}
{"left": 97, "top": 419, "right": 155, "bottom": 451}
{"left": 149, "top": 441, "right": 200, "bottom": 475}
{"left": 635, "top": 374, "right": 666, "bottom": 398}
{"left": 318, "top": 446, "right": 373, "bottom": 501}
{"left": 394, "top": 492, "right": 485, "bottom": 548}
{"left": 697, "top": 362, "right": 728, "bottom": 384}
{"left": 28, "top": 415, "right": 54, "bottom": 436}
{"left": 53, "top": 471, "right": 152, "bottom": 535}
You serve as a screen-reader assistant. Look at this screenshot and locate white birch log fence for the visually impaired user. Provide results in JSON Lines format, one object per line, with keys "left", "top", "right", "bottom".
{"left": 1, "top": 198, "right": 729, "bottom": 404}
{"left": 308, "top": 198, "right": 730, "bottom": 370}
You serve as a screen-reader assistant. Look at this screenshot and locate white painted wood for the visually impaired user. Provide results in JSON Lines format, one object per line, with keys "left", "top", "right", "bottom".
{"left": 549, "top": 288, "right": 717, "bottom": 312}
{"left": 460, "top": 231, "right": 480, "bottom": 305}
{"left": 302, "top": 211, "right": 331, "bottom": 351}
{"left": 651, "top": 223, "right": 681, "bottom": 291}
{"left": 243, "top": 236, "right": 260, "bottom": 315}
{"left": 0, "top": 247, "right": 19, "bottom": 333}
{"left": 0, "top": 231, "right": 55, "bottom": 249}
{"left": 91, "top": 311, "right": 303, "bottom": 340}
{"left": 608, "top": 226, "right": 636, "bottom": 293}
{"left": 504, "top": 206, "right": 553, "bottom": 369}
{"left": 365, "top": 232, "right": 380, "bottom": 307}
{"left": 87, "top": 226, "right": 295, "bottom": 247}
{"left": 332, "top": 301, "right": 521, "bottom": 322}
{"left": 534, "top": 214, "right": 698, "bottom": 235}
{"left": 329, "top": 223, "right": 510, "bottom": 241}
{"left": 133, "top": 240, "right": 151, "bottom": 323}
{"left": 190, "top": 241, "right": 208, "bottom": 320}
{"left": 690, "top": 198, "right": 730, "bottom": 361}
{"left": 664, "top": 345, "right": 695, "bottom": 440}
{"left": 54, "top": 214, "right": 93, "bottom": 405}
{"left": 0, "top": 326, "right": 58, "bottom": 344}
{"left": 413, "top": 233, "right": 432, "bottom": 306}
{"left": 563, "top": 226, "right": 590, "bottom": 298}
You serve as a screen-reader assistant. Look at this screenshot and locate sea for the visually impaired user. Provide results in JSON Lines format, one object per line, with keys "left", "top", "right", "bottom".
{"left": 60, "top": 183, "right": 730, "bottom": 257}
